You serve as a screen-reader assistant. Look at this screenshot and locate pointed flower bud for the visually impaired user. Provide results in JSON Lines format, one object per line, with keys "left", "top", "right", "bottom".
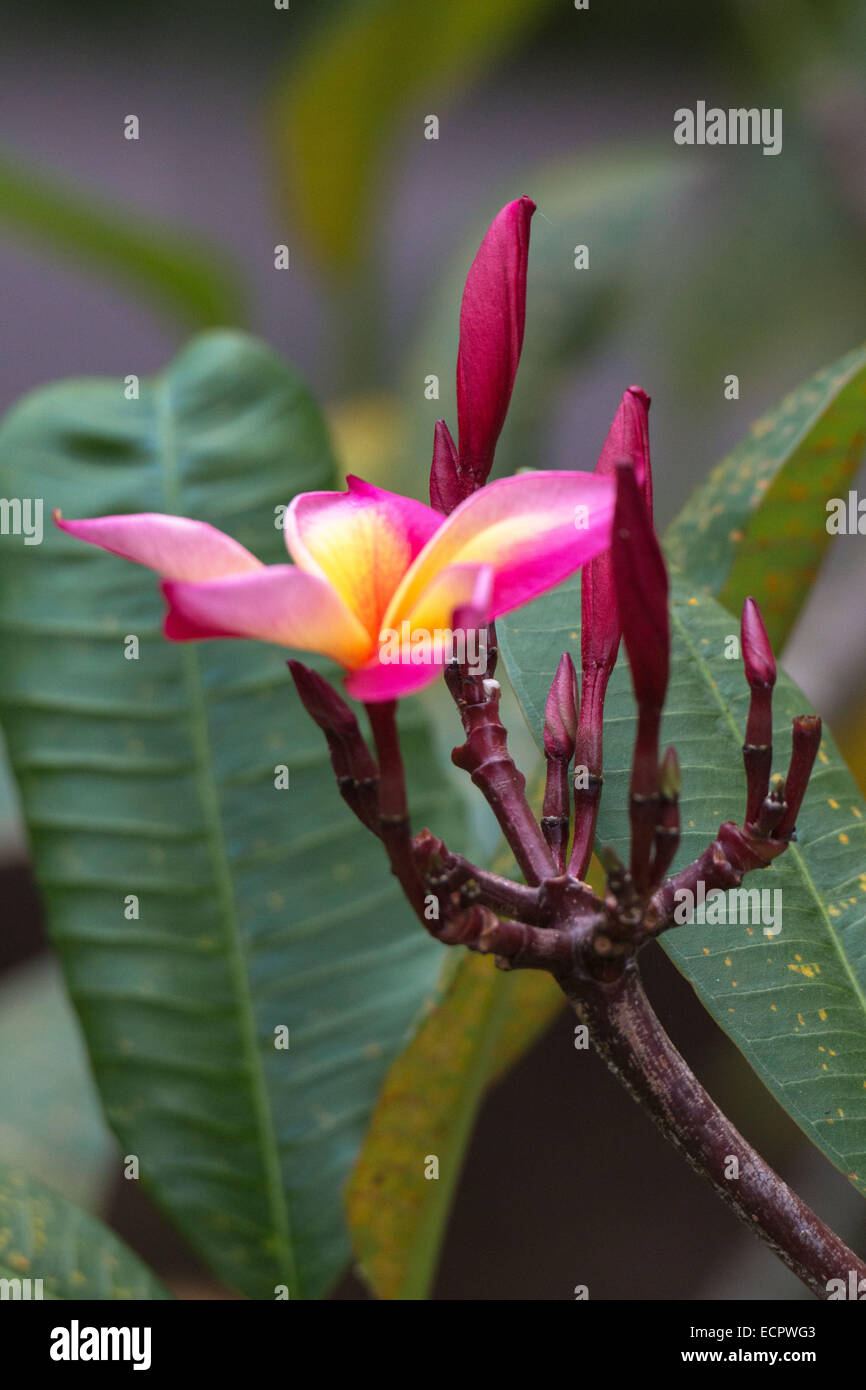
{"left": 741, "top": 597, "right": 776, "bottom": 689}
{"left": 455, "top": 196, "right": 535, "bottom": 498}
{"left": 581, "top": 386, "right": 653, "bottom": 679}
{"left": 429, "top": 419, "right": 460, "bottom": 514}
{"left": 287, "top": 658, "right": 361, "bottom": 739}
{"left": 612, "top": 462, "right": 670, "bottom": 714}
{"left": 543, "top": 652, "right": 578, "bottom": 760}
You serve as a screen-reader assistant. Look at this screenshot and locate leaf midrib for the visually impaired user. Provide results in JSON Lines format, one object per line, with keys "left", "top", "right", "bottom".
{"left": 155, "top": 377, "right": 297, "bottom": 1294}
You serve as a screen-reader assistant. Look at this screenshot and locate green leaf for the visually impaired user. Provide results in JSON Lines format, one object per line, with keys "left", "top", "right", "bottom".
{"left": 664, "top": 345, "right": 866, "bottom": 648}
{"left": 272, "top": 0, "right": 544, "bottom": 274}
{"left": 0, "top": 148, "right": 245, "bottom": 329}
{"left": 0, "top": 1161, "right": 168, "bottom": 1299}
{"left": 500, "top": 574, "right": 866, "bottom": 1198}
{"left": 0, "top": 957, "right": 116, "bottom": 1210}
{"left": 0, "top": 330, "right": 464, "bottom": 1298}
{"left": 346, "top": 951, "right": 561, "bottom": 1300}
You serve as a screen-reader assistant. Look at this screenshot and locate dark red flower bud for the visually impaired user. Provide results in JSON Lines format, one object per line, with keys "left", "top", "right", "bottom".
{"left": 429, "top": 419, "right": 460, "bottom": 515}
{"left": 455, "top": 196, "right": 535, "bottom": 497}
{"left": 568, "top": 388, "right": 653, "bottom": 882}
{"left": 612, "top": 462, "right": 669, "bottom": 716}
{"left": 741, "top": 597, "right": 776, "bottom": 690}
{"left": 287, "top": 659, "right": 362, "bottom": 741}
{"left": 543, "top": 652, "right": 578, "bottom": 761}
{"left": 288, "top": 660, "right": 379, "bottom": 829}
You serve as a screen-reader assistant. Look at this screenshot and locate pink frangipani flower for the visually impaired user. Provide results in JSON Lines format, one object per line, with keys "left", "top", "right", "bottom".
{"left": 55, "top": 468, "right": 614, "bottom": 702}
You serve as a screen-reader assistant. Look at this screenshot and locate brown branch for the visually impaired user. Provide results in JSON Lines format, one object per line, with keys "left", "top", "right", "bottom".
{"left": 445, "top": 628, "right": 555, "bottom": 885}
{"left": 562, "top": 963, "right": 866, "bottom": 1298}
{"left": 412, "top": 831, "right": 543, "bottom": 923}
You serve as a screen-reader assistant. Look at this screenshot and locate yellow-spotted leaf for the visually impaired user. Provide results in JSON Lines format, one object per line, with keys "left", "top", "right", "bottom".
{"left": 0, "top": 1162, "right": 168, "bottom": 1300}
{"left": 346, "top": 952, "right": 560, "bottom": 1300}
{"left": 665, "top": 345, "right": 866, "bottom": 649}
{"left": 500, "top": 573, "right": 866, "bottom": 1199}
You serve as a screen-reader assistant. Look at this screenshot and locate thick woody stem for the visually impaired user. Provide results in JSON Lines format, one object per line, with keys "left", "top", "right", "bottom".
{"left": 365, "top": 700, "right": 427, "bottom": 919}
{"left": 563, "top": 964, "right": 866, "bottom": 1298}
{"left": 645, "top": 819, "right": 786, "bottom": 938}
{"left": 435, "top": 904, "right": 573, "bottom": 972}
{"left": 412, "top": 832, "right": 543, "bottom": 923}
{"left": 446, "top": 629, "right": 555, "bottom": 885}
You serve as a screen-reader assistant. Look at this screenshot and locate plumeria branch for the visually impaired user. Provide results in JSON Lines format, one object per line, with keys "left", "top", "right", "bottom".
{"left": 290, "top": 448, "right": 865, "bottom": 1296}
{"left": 57, "top": 192, "right": 865, "bottom": 1298}
{"left": 565, "top": 964, "right": 862, "bottom": 1300}
{"left": 444, "top": 625, "right": 556, "bottom": 885}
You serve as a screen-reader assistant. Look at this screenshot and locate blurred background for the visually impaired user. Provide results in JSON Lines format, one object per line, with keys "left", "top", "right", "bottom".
{"left": 1, "top": 0, "right": 866, "bottom": 1298}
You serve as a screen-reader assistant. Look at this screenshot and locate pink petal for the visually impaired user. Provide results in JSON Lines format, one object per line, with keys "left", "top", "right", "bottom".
{"left": 456, "top": 196, "right": 535, "bottom": 495}
{"left": 384, "top": 471, "right": 615, "bottom": 630}
{"left": 162, "top": 565, "right": 371, "bottom": 668}
{"left": 346, "top": 565, "right": 493, "bottom": 703}
{"left": 284, "top": 475, "right": 442, "bottom": 640}
{"left": 54, "top": 510, "right": 262, "bottom": 581}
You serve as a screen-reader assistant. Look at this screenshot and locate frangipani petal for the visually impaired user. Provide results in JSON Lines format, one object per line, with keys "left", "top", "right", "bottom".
{"left": 53, "top": 510, "right": 263, "bottom": 581}
{"left": 284, "top": 475, "right": 442, "bottom": 640}
{"left": 346, "top": 565, "right": 493, "bottom": 702}
{"left": 402, "top": 561, "right": 494, "bottom": 636}
{"left": 384, "top": 471, "right": 615, "bottom": 629}
{"left": 163, "top": 566, "right": 371, "bottom": 668}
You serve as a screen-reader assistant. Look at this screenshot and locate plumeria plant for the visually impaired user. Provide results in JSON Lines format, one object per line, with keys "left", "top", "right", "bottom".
{"left": 1, "top": 197, "right": 866, "bottom": 1301}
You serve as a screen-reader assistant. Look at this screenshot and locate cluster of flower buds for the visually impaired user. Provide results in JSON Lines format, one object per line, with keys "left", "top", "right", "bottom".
{"left": 282, "top": 197, "right": 821, "bottom": 987}
{"left": 415, "top": 374, "right": 824, "bottom": 984}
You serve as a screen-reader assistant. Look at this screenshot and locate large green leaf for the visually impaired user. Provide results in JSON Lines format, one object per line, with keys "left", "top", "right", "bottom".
{"left": 665, "top": 344, "right": 866, "bottom": 649}
{"left": 0, "top": 1161, "right": 167, "bottom": 1300}
{"left": 0, "top": 957, "right": 116, "bottom": 1210}
{"left": 0, "top": 331, "right": 463, "bottom": 1298}
{"left": 272, "top": 0, "right": 545, "bottom": 274}
{"left": 0, "top": 148, "right": 245, "bottom": 329}
{"left": 347, "top": 908, "right": 561, "bottom": 1300}
{"left": 500, "top": 574, "right": 866, "bottom": 1197}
